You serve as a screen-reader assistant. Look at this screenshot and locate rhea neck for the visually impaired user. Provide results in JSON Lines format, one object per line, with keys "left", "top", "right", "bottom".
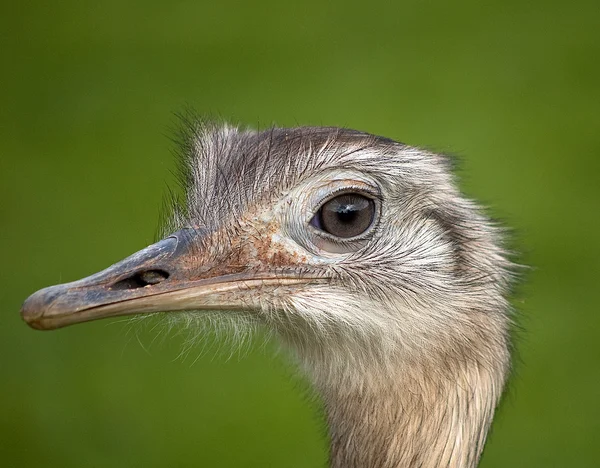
{"left": 293, "top": 328, "right": 509, "bottom": 468}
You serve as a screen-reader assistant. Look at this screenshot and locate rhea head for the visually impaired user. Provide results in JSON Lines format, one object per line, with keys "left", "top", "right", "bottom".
{"left": 21, "top": 122, "right": 512, "bottom": 467}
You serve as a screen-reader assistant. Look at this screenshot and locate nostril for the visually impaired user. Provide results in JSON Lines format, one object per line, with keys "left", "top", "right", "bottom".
{"left": 138, "top": 270, "right": 169, "bottom": 285}
{"left": 111, "top": 270, "right": 170, "bottom": 290}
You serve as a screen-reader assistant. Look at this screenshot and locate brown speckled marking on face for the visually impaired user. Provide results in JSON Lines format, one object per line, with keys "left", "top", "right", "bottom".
{"left": 250, "top": 217, "right": 308, "bottom": 268}
{"left": 186, "top": 211, "right": 310, "bottom": 282}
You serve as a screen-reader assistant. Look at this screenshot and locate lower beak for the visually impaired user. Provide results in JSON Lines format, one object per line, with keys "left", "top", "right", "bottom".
{"left": 21, "top": 228, "right": 315, "bottom": 331}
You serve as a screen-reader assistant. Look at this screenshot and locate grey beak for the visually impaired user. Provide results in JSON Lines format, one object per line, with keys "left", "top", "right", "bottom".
{"left": 21, "top": 227, "right": 323, "bottom": 331}
{"left": 21, "top": 229, "right": 202, "bottom": 330}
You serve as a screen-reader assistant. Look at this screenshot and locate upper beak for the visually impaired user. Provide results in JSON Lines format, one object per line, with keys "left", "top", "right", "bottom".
{"left": 21, "top": 228, "right": 315, "bottom": 331}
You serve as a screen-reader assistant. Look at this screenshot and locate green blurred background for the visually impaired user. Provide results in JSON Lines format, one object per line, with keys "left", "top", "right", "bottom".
{"left": 1, "top": 0, "right": 599, "bottom": 466}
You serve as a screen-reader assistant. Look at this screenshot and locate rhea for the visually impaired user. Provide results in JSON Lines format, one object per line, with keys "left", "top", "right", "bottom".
{"left": 21, "top": 123, "right": 512, "bottom": 468}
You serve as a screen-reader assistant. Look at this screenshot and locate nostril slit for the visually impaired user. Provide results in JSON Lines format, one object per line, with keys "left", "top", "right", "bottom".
{"left": 111, "top": 270, "right": 170, "bottom": 290}
{"left": 138, "top": 270, "right": 170, "bottom": 285}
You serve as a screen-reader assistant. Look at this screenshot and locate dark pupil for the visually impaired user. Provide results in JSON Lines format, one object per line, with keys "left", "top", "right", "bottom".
{"left": 319, "top": 194, "right": 374, "bottom": 238}
{"left": 337, "top": 204, "right": 358, "bottom": 223}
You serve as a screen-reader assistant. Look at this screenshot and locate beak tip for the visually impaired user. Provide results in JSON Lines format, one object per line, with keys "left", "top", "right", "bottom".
{"left": 20, "top": 287, "right": 55, "bottom": 330}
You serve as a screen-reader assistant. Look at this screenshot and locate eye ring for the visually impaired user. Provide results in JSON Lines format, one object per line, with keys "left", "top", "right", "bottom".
{"left": 309, "top": 190, "right": 378, "bottom": 241}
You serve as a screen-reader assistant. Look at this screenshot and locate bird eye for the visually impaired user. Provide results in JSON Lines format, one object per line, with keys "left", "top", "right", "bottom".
{"left": 310, "top": 193, "right": 376, "bottom": 239}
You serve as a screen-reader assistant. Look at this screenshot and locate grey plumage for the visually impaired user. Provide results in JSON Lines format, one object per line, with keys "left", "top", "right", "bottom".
{"left": 22, "top": 120, "right": 515, "bottom": 468}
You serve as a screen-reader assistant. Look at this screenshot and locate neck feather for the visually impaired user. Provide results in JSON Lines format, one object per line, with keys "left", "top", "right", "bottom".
{"left": 281, "top": 317, "right": 510, "bottom": 468}
{"left": 277, "top": 289, "right": 511, "bottom": 468}
{"left": 320, "top": 357, "right": 506, "bottom": 468}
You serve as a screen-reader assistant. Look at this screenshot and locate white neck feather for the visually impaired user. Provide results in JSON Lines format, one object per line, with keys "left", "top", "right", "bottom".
{"left": 319, "top": 357, "right": 506, "bottom": 468}
{"left": 276, "top": 297, "right": 510, "bottom": 468}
